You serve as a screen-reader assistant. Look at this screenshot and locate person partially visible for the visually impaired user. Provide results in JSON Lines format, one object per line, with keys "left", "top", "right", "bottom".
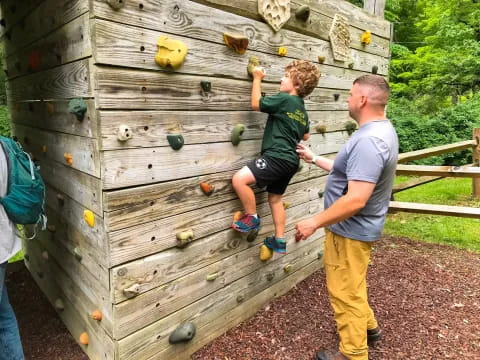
{"left": 0, "top": 144, "right": 24, "bottom": 360}
{"left": 232, "top": 60, "right": 320, "bottom": 255}
{"left": 295, "top": 75, "right": 398, "bottom": 360}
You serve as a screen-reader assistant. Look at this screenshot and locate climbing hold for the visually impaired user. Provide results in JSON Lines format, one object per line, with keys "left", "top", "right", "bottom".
{"left": 167, "top": 134, "right": 184, "bottom": 150}
{"left": 223, "top": 33, "right": 249, "bottom": 55}
{"left": 83, "top": 210, "right": 95, "bottom": 227}
{"left": 316, "top": 124, "right": 327, "bottom": 134}
{"left": 79, "top": 332, "right": 89, "bottom": 345}
{"left": 106, "top": 0, "right": 125, "bottom": 10}
{"left": 236, "top": 294, "right": 245, "bottom": 303}
{"left": 206, "top": 273, "right": 218, "bottom": 281}
{"left": 46, "top": 102, "right": 55, "bottom": 114}
{"left": 348, "top": 61, "right": 354, "bottom": 69}
{"left": 56, "top": 193, "right": 65, "bottom": 206}
{"left": 68, "top": 98, "right": 87, "bottom": 121}
{"left": 246, "top": 228, "right": 259, "bottom": 243}
{"left": 231, "top": 124, "right": 245, "bottom": 146}
{"left": 259, "top": 244, "right": 273, "bottom": 261}
{"left": 265, "top": 271, "right": 275, "bottom": 281}
{"left": 47, "top": 224, "right": 56, "bottom": 233}
{"left": 54, "top": 299, "right": 64, "bottom": 311}
{"left": 37, "top": 271, "right": 44, "bottom": 279}
{"left": 154, "top": 36, "right": 188, "bottom": 70}
{"left": 317, "top": 251, "right": 324, "bottom": 259}
{"left": 200, "top": 80, "right": 211, "bottom": 93}
{"left": 295, "top": 5, "right": 310, "bottom": 22}
{"left": 284, "top": 264, "right": 292, "bottom": 273}
{"left": 73, "top": 247, "right": 82, "bottom": 262}
{"left": 282, "top": 201, "right": 291, "bottom": 209}
{"left": 360, "top": 30, "right": 372, "bottom": 45}
{"left": 169, "top": 322, "right": 196, "bottom": 344}
{"left": 42, "top": 251, "right": 49, "bottom": 260}
{"left": 372, "top": 65, "right": 378, "bottom": 74}
{"left": 297, "top": 162, "right": 303, "bottom": 173}
{"left": 258, "top": 0, "right": 291, "bottom": 32}
{"left": 345, "top": 121, "right": 357, "bottom": 135}
{"left": 117, "top": 125, "right": 132, "bottom": 142}
{"left": 200, "top": 182, "right": 215, "bottom": 196}
{"left": 247, "top": 56, "right": 260, "bottom": 77}
{"left": 41, "top": 145, "right": 47, "bottom": 153}
{"left": 333, "top": 93, "right": 340, "bottom": 102}
{"left": 123, "top": 283, "right": 140, "bottom": 298}
{"left": 176, "top": 229, "right": 194, "bottom": 248}
{"left": 317, "top": 56, "right": 325, "bottom": 64}
{"left": 28, "top": 50, "right": 41, "bottom": 70}
{"left": 277, "top": 47, "right": 287, "bottom": 56}
{"left": 91, "top": 310, "right": 102, "bottom": 321}
{"left": 318, "top": 190, "right": 324, "bottom": 198}
{"left": 233, "top": 211, "right": 243, "bottom": 222}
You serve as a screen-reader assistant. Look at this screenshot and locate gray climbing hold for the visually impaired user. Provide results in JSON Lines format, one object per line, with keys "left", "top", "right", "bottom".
{"left": 169, "top": 322, "right": 196, "bottom": 344}
{"left": 167, "top": 134, "right": 184, "bottom": 150}
{"left": 372, "top": 65, "right": 378, "bottom": 74}
{"left": 295, "top": 5, "right": 310, "bottom": 21}
{"left": 107, "top": 0, "right": 125, "bottom": 10}
{"left": 68, "top": 98, "right": 87, "bottom": 121}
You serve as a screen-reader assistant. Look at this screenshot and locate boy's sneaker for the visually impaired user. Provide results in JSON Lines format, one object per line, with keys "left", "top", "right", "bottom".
{"left": 264, "top": 236, "right": 286, "bottom": 254}
{"left": 232, "top": 214, "right": 260, "bottom": 233}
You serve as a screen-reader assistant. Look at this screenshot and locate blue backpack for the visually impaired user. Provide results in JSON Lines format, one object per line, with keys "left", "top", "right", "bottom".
{"left": 0, "top": 136, "right": 47, "bottom": 235}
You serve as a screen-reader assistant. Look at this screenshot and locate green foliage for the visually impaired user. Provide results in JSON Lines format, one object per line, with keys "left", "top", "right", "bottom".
{"left": 0, "top": 44, "right": 6, "bottom": 105}
{"left": 0, "top": 105, "right": 10, "bottom": 136}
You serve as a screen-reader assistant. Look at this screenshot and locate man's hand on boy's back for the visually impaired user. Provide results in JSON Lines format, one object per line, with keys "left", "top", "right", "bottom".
{"left": 252, "top": 66, "right": 266, "bottom": 80}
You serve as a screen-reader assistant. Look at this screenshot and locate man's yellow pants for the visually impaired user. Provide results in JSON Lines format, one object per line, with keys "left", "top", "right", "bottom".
{"left": 324, "top": 230, "right": 378, "bottom": 360}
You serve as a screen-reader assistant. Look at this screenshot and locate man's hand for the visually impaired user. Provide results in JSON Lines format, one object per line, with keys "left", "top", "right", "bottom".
{"left": 296, "top": 143, "right": 314, "bottom": 162}
{"left": 252, "top": 66, "right": 266, "bottom": 80}
{"left": 295, "top": 217, "right": 318, "bottom": 241}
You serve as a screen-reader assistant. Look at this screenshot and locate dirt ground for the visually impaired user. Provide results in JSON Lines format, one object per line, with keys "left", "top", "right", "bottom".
{"left": 6, "top": 235, "right": 480, "bottom": 360}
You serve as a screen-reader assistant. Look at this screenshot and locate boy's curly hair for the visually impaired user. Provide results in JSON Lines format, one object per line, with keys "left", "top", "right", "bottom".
{"left": 285, "top": 60, "right": 321, "bottom": 98}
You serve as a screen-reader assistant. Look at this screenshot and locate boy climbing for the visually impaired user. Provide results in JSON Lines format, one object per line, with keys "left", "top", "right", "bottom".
{"left": 232, "top": 60, "right": 321, "bottom": 256}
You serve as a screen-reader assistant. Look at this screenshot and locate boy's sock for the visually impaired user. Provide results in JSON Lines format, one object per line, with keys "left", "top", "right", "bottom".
{"left": 251, "top": 213, "right": 258, "bottom": 218}
{"left": 264, "top": 236, "right": 286, "bottom": 254}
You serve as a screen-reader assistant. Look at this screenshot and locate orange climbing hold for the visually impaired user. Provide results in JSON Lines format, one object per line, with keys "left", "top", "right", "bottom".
{"left": 28, "top": 50, "right": 41, "bottom": 70}
{"left": 91, "top": 310, "right": 103, "bottom": 321}
{"left": 223, "top": 33, "right": 249, "bottom": 55}
{"left": 200, "top": 182, "right": 215, "bottom": 196}
{"left": 64, "top": 153, "right": 73, "bottom": 166}
{"left": 79, "top": 332, "right": 89, "bottom": 345}
{"left": 233, "top": 211, "right": 243, "bottom": 222}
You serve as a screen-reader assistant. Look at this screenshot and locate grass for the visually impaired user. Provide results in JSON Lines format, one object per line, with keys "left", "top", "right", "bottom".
{"left": 385, "top": 177, "right": 480, "bottom": 253}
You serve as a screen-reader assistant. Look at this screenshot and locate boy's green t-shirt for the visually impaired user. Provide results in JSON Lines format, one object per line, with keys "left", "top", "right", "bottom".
{"left": 259, "top": 92, "right": 310, "bottom": 165}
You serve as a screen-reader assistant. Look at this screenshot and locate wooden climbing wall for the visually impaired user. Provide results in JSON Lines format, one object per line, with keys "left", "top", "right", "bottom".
{"left": 0, "top": 0, "right": 391, "bottom": 359}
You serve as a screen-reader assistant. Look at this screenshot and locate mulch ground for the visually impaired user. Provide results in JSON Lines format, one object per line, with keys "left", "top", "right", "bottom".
{"left": 6, "top": 236, "right": 480, "bottom": 360}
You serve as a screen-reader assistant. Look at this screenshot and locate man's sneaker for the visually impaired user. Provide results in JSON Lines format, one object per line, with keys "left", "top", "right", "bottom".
{"left": 232, "top": 214, "right": 260, "bottom": 233}
{"left": 367, "top": 327, "right": 382, "bottom": 345}
{"left": 263, "top": 236, "right": 286, "bottom": 254}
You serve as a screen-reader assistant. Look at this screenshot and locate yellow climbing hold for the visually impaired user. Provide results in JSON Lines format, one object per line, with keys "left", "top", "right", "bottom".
{"left": 79, "top": 332, "right": 89, "bottom": 345}
{"left": 64, "top": 153, "right": 73, "bottom": 166}
{"left": 83, "top": 210, "right": 95, "bottom": 227}
{"left": 259, "top": 244, "right": 273, "bottom": 261}
{"left": 282, "top": 201, "right": 291, "bottom": 209}
{"left": 41, "top": 145, "right": 47, "bottom": 153}
{"left": 278, "top": 47, "right": 287, "bottom": 56}
{"left": 360, "top": 30, "right": 371, "bottom": 45}
{"left": 154, "top": 36, "right": 188, "bottom": 70}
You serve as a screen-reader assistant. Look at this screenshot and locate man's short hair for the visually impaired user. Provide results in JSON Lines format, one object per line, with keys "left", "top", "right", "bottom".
{"left": 285, "top": 60, "right": 321, "bottom": 98}
{"left": 353, "top": 75, "right": 390, "bottom": 107}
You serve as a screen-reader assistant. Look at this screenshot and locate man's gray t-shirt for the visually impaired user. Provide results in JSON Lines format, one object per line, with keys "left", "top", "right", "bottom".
{"left": 324, "top": 120, "right": 398, "bottom": 241}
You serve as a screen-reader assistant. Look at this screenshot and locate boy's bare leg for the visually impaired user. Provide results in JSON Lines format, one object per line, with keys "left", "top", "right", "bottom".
{"left": 268, "top": 193, "right": 285, "bottom": 238}
{"left": 232, "top": 166, "right": 257, "bottom": 214}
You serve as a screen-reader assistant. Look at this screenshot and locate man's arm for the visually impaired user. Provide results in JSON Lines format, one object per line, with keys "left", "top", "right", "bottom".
{"left": 295, "top": 180, "right": 376, "bottom": 240}
{"left": 251, "top": 67, "right": 266, "bottom": 111}
{"left": 296, "top": 143, "right": 334, "bottom": 172}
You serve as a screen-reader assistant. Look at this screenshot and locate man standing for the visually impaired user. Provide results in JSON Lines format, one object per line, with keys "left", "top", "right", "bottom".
{"left": 0, "top": 143, "right": 24, "bottom": 360}
{"left": 295, "top": 75, "right": 398, "bottom": 360}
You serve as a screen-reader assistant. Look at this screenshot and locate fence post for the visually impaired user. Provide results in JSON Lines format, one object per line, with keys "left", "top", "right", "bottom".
{"left": 364, "top": 0, "right": 386, "bottom": 17}
{"left": 474, "top": 128, "right": 480, "bottom": 198}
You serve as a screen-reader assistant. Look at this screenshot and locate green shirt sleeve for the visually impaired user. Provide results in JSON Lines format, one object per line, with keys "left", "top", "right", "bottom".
{"left": 259, "top": 93, "right": 286, "bottom": 114}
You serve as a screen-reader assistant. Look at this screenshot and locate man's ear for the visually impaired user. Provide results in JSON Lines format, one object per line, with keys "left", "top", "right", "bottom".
{"left": 360, "top": 95, "right": 368, "bottom": 107}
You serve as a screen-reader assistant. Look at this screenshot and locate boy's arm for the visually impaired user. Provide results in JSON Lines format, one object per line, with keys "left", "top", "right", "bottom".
{"left": 302, "top": 132, "right": 310, "bottom": 141}
{"left": 251, "top": 67, "right": 266, "bottom": 111}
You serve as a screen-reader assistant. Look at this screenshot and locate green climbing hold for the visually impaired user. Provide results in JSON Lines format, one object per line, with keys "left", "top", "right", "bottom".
{"left": 372, "top": 65, "right": 378, "bottom": 74}
{"left": 167, "top": 134, "right": 184, "bottom": 150}
{"left": 247, "top": 56, "right": 260, "bottom": 77}
{"left": 68, "top": 98, "right": 87, "bottom": 121}
{"left": 318, "top": 190, "right": 324, "bottom": 198}
{"left": 169, "top": 322, "right": 196, "bottom": 344}
{"left": 246, "top": 228, "right": 259, "bottom": 243}
{"left": 231, "top": 124, "right": 245, "bottom": 146}
{"left": 345, "top": 121, "right": 357, "bottom": 135}
{"left": 295, "top": 5, "right": 310, "bottom": 21}
{"left": 200, "top": 80, "right": 211, "bottom": 93}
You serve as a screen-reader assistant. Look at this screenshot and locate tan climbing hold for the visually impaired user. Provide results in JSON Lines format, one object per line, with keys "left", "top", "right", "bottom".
{"left": 361, "top": 30, "right": 372, "bottom": 45}
{"left": 64, "top": 153, "right": 73, "bottom": 166}
{"left": 284, "top": 264, "right": 292, "bottom": 273}
{"left": 79, "top": 332, "right": 89, "bottom": 345}
{"left": 47, "top": 224, "right": 56, "bottom": 233}
{"left": 233, "top": 211, "right": 243, "bottom": 222}
{"left": 259, "top": 244, "right": 273, "bottom": 261}
{"left": 200, "top": 182, "right": 215, "bottom": 196}
{"left": 223, "top": 33, "right": 249, "bottom": 55}
{"left": 123, "top": 283, "right": 140, "bottom": 298}
{"left": 46, "top": 102, "right": 55, "bottom": 114}
{"left": 277, "top": 47, "right": 287, "bottom": 56}
{"left": 258, "top": 0, "right": 291, "bottom": 32}
{"left": 54, "top": 299, "right": 64, "bottom": 311}
{"left": 83, "top": 210, "right": 95, "bottom": 228}
{"left": 154, "top": 36, "right": 188, "bottom": 70}
{"left": 282, "top": 201, "right": 291, "bottom": 209}
{"left": 91, "top": 309, "right": 102, "bottom": 321}
{"left": 42, "top": 251, "right": 49, "bottom": 260}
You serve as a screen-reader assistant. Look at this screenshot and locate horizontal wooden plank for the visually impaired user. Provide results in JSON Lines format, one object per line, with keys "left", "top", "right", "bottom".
{"left": 23, "top": 240, "right": 115, "bottom": 360}
{"left": 8, "top": 99, "right": 97, "bottom": 138}
{"left": 102, "top": 132, "right": 347, "bottom": 189}
{"left": 12, "top": 123, "right": 100, "bottom": 177}
{"left": 392, "top": 176, "right": 443, "bottom": 194}
{"left": 398, "top": 140, "right": 476, "bottom": 163}
{"left": 92, "top": 18, "right": 386, "bottom": 88}
{"left": 0, "top": 0, "right": 44, "bottom": 38}
{"left": 389, "top": 201, "right": 480, "bottom": 219}
{"left": 94, "top": 66, "right": 350, "bottom": 111}
{"left": 110, "top": 196, "right": 323, "bottom": 301}
{"left": 118, "top": 244, "right": 323, "bottom": 358}
{"left": 6, "top": 59, "right": 92, "bottom": 101}
{"left": 113, "top": 225, "right": 323, "bottom": 339}
{"left": 396, "top": 164, "right": 480, "bottom": 178}
{"left": 189, "top": 0, "right": 390, "bottom": 57}
{"left": 5, "top": 12, "right": 91, "bottom": 79}
{"left": 1, "top": 0, "right": 88, "bottom": 56}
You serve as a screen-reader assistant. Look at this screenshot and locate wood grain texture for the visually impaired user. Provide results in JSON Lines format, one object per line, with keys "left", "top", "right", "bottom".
{"left": 389, "top": 201, "right": 480, "bottom": 219}
{"left": 0, "top": 0, "right": 44, "bottom": 39}
{"left": 396, "top": 164, "right": 480, "bottom": 178}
